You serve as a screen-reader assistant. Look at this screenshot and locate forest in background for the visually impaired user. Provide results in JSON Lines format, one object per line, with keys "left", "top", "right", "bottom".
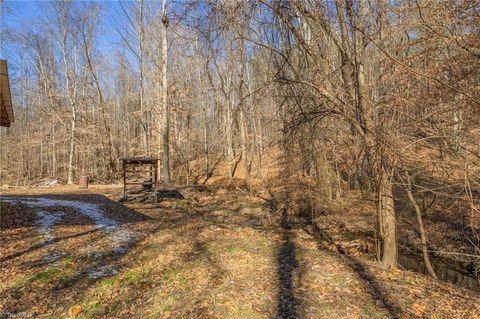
{"left": 1, "top": 0, "right": 479, "bottom": 272}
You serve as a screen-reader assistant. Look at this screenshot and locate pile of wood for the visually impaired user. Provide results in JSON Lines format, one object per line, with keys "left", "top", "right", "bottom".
{"left": 37, "top": 179, "right": 59, "bottom": 187}
{"left": 120, "top": 188, "right": 184, "bottom": 203}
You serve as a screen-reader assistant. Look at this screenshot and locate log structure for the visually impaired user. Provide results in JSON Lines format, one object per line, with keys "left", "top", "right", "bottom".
{"left": 120, "top": 157, "right": 159, "bottom": 203}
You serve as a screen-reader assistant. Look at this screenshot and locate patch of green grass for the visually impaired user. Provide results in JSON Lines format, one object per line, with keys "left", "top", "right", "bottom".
{"left": 31, "top": 232, "right": 45, "bottom": 245}
{"left": 99, "top": 277, "right": 117, "bottom": 287}
{"left": 172, "top": 199, "right": 193, "bottom": 211}
{"left": 123, "top": 267, "right": 152, "bottom": 284}
{"left": 77, "top": 300, "right": 110, "bottom": 319}
{"left": 7, "top": 265, "right": 76, "bottom": 299}
{"left": 83, "top": 263, "right": 202, "bottom": 319}
{"left": 86, "top": 267, "right": 151, "bottom": 299}
{"left": 145, "top": 295, "right": 175, "bottom": 319}
{"left": 61, "top": 256, "right": 75, "bottom": 266}
{"left": 8, "top": 257, "right": 78, "bottom": 300}
{"left": 313, "top": 302, "right": 341, "bottom": 318}
{"left": 81, "top": 300, "right": 120, "bottom": 318}
{"left": 331, "top": 276, "right": 348, "bottom": 286}
{"left": 161, "top": 267, "right": 187, "bottom": 285}
{"left": 73, "top": 266, "right": 155, "bottom": 317}
{"left": 360, "top": 299, "right": 389, "bottom": 318}
{"left": 27, "top": 267, "right": 62, "bottom": 284}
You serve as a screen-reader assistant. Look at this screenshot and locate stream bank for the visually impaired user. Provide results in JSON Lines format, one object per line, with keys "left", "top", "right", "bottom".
{"left": 303, "top": 214, "right": 480, "bottom": 293}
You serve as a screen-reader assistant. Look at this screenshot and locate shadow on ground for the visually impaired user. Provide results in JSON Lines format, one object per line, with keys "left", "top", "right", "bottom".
{"left": 0, "top": 193, "right": 151, "bottom": 229}
{"left": 304, "top": 219, "right": 403, "bottom": 319}
{"left": 1, "top": 194, "right": 151, "bottom": 264}
{"left": 275, "top": 208, "right": 300, "bottom": 319}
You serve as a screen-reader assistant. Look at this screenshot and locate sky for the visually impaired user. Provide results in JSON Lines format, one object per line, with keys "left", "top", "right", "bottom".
{"left": 0, "top": 0, "right": 210, "bottom": 84}
{"left": 0, "top": 0, "right": 124, "bottom": 76}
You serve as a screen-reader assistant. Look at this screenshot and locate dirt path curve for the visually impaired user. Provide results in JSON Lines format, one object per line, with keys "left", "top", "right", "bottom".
{"left": 1, "top": 197, "right": 137, "bottom": 256}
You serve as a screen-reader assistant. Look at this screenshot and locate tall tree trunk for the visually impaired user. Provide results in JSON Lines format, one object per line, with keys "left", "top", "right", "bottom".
{"left": 60, "top": 3, "right": 77, "bottom": 185}
{"left": 406, "top": 174, "right": 437, "bottom": 278}
{"left": 239, "top": 107, "right": 249, "bottom": 177}
{"left": 52, "top": 124, "right": 57, "bottom": 177}
{"left": 161, "top": 0, "right": 171, "bottom": 183}
{"left": 81, "top": 28, "right": 116, "bottom": 177}
{"left": 67, "top": 115, "right": 75, "bottom": 185}
{"left": 453, "top": 107, "right": 460, "bottom": 152}
{"left": 226, "top": 79, "right": 234, "bottom": 179}
{"left": 204, "top": 106, "right": 209, "bottom": 181}
{"left": 377, "top": 168, "right": 397, "bottom": 268}
{"left": 345, "top": 0, "right": 398, "bottom": 268}
{"left": 137, "top": 0, "right": 149, "bottom": 155}
{"left": 334, "top": 0, "right": 354, "bottom": 108}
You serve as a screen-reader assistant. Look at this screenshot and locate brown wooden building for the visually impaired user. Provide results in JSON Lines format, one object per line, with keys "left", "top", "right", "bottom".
{"left": 0, "top": 59, "right": 14, "bottom": 127}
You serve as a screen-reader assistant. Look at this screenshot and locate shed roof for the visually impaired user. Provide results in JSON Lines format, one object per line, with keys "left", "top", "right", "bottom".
{"left": 0, "top": 59, "right": 14, "bottom": 127}
{"left": 120, "top": 157, "right": 159, "bottom": 165}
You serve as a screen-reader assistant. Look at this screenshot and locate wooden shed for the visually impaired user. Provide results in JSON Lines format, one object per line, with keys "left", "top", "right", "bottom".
{"left": 0, "top": 59, "right": 14, "bottom": 127}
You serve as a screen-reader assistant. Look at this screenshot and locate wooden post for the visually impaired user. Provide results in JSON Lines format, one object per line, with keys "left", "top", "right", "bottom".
{"left": 122, "top": 160, "right": 126, "bottom": 200}
{"left": 154, "top": 160, "right": 158, "bottom": 204}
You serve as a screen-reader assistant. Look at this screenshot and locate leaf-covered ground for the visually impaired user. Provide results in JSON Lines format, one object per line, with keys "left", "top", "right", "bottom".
{"left": 0, "top": 185, "right": 479, "bottom": 318}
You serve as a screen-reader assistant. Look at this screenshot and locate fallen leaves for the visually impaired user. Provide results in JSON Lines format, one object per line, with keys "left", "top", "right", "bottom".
{"left": 1, "top": 187, "right": 480, "bottom": 318}
{"left": 411, "top": 302, "right": 427, "bottom": 317}
{"left": 69, "top": 305, "right": 82, "bottom": 317}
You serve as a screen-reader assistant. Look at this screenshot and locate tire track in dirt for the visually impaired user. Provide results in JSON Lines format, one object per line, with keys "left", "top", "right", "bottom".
{"left": 1, "top": 197, "right": 138, "bottom": 278}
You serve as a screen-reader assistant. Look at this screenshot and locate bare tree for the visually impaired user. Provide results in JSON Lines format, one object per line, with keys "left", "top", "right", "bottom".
{"left": 56, "top": 0, "right": 79, "bottom": 185}
{"left": 161, "top": 0, "right": 171, "bottom": 183}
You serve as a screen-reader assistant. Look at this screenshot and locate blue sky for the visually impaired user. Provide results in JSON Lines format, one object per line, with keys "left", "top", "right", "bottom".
{"left": 1, "top": 0, "right": 124, "bottom": 74}
{"left": 0, "top": 0, "right": 208, "bottom": 80}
